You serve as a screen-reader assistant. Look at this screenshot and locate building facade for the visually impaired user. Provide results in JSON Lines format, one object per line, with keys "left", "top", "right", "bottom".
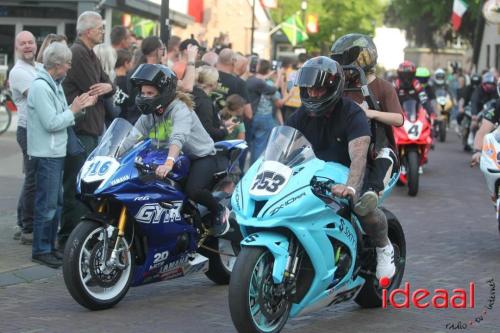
{"left": 477, "top": 22, "right": 500, "bottom": 72}
{"left": 0, "top": 0, "right": 273, "bottom": 79}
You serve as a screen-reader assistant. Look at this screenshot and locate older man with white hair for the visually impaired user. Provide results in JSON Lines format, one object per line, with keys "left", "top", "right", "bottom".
{"left": 8, "top": 30, "right": 41, "bottom": 245}
{"left": 60, "top": 11, "right": 115, "bottom": 250}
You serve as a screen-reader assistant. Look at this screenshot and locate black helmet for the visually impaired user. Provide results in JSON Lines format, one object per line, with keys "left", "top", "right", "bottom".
{"left": 130, "top": 64, "right": 177, "bottom": 115}
{"left": 294, "top": 56, "right": 344, "bottom": 116}
{"left": 471, "top": 74, "right": 481, "bottom": 86}
{"left": 330, "top": 33, "right": 378, "bottom": 73}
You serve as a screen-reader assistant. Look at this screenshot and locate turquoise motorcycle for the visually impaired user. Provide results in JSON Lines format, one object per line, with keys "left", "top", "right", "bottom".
{"left": 228, "top": 126, "right": 406, "bottom": 333}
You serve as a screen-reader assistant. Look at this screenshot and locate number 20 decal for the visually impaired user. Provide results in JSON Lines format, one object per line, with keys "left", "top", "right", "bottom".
{"left": 251, "top": 171, "right": 285, "bottom": 193}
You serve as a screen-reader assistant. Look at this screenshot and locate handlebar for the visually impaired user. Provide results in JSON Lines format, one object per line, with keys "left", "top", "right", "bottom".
{"left": 310, "top": 177, "right": 354, "bottom": 210}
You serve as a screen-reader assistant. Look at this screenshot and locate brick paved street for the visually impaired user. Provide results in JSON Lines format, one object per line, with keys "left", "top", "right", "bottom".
{"left": 0, "top": 132, "right": 499, "bottom": 333}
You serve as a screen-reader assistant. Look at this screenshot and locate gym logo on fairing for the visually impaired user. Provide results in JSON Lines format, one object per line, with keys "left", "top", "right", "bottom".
{"left": 135, "top": 202, "right": 182, "bottom": 224}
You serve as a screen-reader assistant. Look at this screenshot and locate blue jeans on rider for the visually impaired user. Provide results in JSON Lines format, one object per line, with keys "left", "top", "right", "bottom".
{"left": 250, "top": 113, "right": 276, "bottom": 164}
{"left": 32, "top": 157, "right": 64, "bottom": 256}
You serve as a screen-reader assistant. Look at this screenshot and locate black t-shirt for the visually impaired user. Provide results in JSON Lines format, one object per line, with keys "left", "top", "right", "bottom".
{"left": 212, "top": 71, "right": 249, "bottom": 111}
{"left": 192, "top": 86, "right": 227, "bottom": 141}
{"left": 114, "top": 75, "right": 131, "bottom": 108}
{"left": 483, "top": 99, "right": 500, "bottom": 125}
{"left": 285, "top": 98, "right": 371, "bottom": 167}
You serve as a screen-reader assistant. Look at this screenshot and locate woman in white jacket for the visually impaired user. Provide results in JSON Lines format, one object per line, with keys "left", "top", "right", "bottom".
{"left": 27, "top": 42, "right": 96, "bottom": 268}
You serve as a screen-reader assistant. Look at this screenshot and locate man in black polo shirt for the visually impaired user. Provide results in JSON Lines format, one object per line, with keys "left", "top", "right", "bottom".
{"left": 286, "top": 56, "right": 395, "bottom": 279}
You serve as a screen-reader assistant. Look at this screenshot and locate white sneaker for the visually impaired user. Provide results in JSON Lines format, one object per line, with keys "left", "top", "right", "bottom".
{"left": 418, "top": 166, "right": 424, "bottom": 175}
{"left": 376, "top": 243, "right": 395, "bottom": 280}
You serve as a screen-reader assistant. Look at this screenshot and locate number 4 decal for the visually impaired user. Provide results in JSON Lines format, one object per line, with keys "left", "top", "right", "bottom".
{"left": 408, "top": 124, "right": 419, "bottom": 136}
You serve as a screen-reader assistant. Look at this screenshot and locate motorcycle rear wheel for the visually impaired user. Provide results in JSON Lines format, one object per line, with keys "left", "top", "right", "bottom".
{"left": 63, "top": 220, "right": 134, "bottom": 310}
{"left": 200, "top": 237, "right": 239, "bottom": 285}
{"left": 354, "top": 208, "right": 406, "bottom": 308}
{"left": 229, "top": 247, "right": 291, "bottom": 333}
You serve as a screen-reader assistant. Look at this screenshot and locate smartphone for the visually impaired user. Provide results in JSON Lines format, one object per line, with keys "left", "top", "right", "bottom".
{"left": 271, "top": 60, "right": 282, "bottom": 71}
{"left": 249, "top": 56, "right": 259, "bottom": 73}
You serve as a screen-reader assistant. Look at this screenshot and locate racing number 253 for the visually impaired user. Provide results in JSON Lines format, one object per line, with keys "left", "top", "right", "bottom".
{"left": 251, "top": 171, "right": 285, "bottom": 193}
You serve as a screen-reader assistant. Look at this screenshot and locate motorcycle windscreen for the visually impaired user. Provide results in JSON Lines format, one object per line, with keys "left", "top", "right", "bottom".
{"left": 402, "top": 99, "right": 417, "bottom": 121}
{"left": 90, "top": 118, "right": 144, "bottom": 159}
{"left": 262, "top": 126, "right": 316, "bottom": 168}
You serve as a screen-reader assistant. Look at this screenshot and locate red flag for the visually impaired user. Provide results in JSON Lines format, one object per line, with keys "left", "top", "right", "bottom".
{"left": 188, "top": 0, "right": 204, "bottom": 23}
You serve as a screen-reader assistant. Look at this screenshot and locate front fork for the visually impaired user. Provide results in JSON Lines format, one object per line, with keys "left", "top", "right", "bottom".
{"left": 98, "top": 201, "right": 128, "bottom": 270}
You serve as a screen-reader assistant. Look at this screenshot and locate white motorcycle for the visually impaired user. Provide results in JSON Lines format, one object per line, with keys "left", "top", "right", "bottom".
{"left": 479, "top": 128, "right": 500, "bottom": 233}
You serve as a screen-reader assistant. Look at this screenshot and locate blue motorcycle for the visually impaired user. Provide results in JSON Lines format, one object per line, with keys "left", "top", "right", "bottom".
{"left": 228, "top": 126, "right": 406, "bottom": 333}
{"left": 63, "top": 118, "right": 246, "bottom": 310}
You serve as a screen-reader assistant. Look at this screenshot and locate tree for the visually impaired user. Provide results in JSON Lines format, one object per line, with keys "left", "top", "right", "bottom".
{"left": 385, "top": 0, "right": 482, "bottom": 48}
{"left": 270, "top": 0, "right": 386, "bottom": 54}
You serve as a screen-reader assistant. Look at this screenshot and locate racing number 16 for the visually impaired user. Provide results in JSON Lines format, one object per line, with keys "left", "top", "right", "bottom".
{"left": 251, "top": 171, "right": 285, "bottom": 193}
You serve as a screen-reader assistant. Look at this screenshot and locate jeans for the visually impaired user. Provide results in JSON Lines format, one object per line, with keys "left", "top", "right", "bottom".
{"left": 59, "top": 134, "right": 98, "bottom": 247}
{"left": 250, "top": 113, "right": 276, "bottom": 164}
{"left": 32, "top": 157, "right": 64, "bottom": 256}
{"left": 16, "top": 126, "right": 35, "bottom": 233}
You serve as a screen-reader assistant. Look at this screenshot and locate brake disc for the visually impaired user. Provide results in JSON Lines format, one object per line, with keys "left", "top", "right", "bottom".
{"left": 88, "top": 241, "right": 123, "bottom": 288}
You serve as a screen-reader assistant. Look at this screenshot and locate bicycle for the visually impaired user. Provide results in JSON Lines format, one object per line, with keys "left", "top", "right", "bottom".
{"left": 0, "top": 89, "right": 14, "bottom": 135}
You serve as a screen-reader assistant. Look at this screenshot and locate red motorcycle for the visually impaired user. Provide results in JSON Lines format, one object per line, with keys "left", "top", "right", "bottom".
{"left": 394, "top": 99, "right": 432, "bottom": 196}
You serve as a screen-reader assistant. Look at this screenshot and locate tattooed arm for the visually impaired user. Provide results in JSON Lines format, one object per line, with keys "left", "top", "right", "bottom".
{"left": 346, "top": 136, "right": 371, "bottom": 193}
{"left": 332, "top": 135, "right": 371, "bottom": 200}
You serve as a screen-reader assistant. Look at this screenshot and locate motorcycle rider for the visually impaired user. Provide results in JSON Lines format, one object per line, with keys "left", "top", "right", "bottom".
{"left": 394, "top": 60, "right": 434, "bottom": 117}
{"left": 470, "top": 72, "right": 498, "bottom": 130}
{"left": 286, "top": 56, "right": 396, "bottom": 279}
{"left": 416, "top": 67, "right": 438, "bottom": 112}
{"left": 471, "top": 77, "right": 500, "bottom": 166}
{"left": 130, "top": 63, "right": 230, "bottom": 237}
{"left": 330, "top": 33, "right": 403, "bottom": 218}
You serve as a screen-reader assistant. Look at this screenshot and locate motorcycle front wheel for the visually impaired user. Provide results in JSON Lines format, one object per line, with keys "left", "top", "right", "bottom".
{"left": 63, "top": 220, "right": 134, "bottom": 310}
{"left": 229, "top": 247, "right": 291, "bottom": 333}
{"left": 439, "top": 120, "right": 446, "bottom": 142}
{"left": 407, "top": 150, "right": 420, "bottom": 196}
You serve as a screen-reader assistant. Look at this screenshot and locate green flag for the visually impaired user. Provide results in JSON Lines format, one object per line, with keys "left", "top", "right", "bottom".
{"left": 281, "top": 13, "right": 308, "bottom": 46}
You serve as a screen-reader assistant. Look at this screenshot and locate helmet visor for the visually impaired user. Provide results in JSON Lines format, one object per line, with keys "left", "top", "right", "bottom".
{"left": 294, "top": 67, "right": 331, "bottom": 88}
{"left": 130, "top": 64, "right": 162, "bottom": 87}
